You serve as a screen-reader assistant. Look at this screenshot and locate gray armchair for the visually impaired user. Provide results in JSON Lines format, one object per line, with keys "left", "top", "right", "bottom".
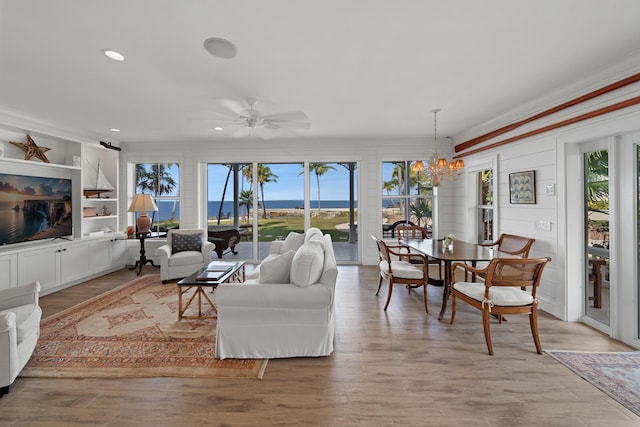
{"left": 0, "top": 281, "right": 42, "bottom": 396}
{"left": 155, "top": 229, "right": 215, "bottom": 283}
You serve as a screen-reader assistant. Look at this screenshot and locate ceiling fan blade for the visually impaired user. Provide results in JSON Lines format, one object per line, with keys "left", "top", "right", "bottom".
{"left": 215, "top": 98, "right": 249, "bottom": 116}
{"left": 270, "top": 120, "right": 311, "bottom": 130}
{"left": 262, "top": 111, "right": 309, "bottom": 122}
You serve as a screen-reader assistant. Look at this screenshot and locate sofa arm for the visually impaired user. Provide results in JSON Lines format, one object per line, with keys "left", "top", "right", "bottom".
{"left": 155, "top": 244, "right": 172, "bottom": 260}
{"left": 0, "top": 282, "right": 40, "bottom": 311}
{"left": 214, "top": 283, "right": 334, "bottom": 309}
{"left": 0, "top": 311, "right": 19, "bottom": 388}
{"left": 201, "top": 241, "right": 216, "bottom": 256}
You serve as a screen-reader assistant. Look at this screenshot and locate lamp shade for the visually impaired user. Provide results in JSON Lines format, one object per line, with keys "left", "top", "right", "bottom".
{"left": 128, "top": 194, "right": 158, "bottom": 213}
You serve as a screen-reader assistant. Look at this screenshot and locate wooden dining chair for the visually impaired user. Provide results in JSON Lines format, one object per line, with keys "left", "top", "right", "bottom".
{"left": 371, "top": 235, "right": 429, "bottom": 313}
{"left": 467, "top": 233, "right": 536, "bottom": 281}
{"left": 450, "top": 257, "right": 551, "bottom": 355}
{"left": 396, "top": 225, "right": 443, "bottom": 281}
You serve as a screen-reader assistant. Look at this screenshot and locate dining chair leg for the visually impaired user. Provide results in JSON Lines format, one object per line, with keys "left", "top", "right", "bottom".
{"left": 422, "top": 284, "right": 428, "bottom": 313}
{"left": 482, "top": 308, "right": 494, "bottom": 355}
{"left": 450, "top": 293, "right": 457, "bottom": 324}
{"left": 529, "top": 309, "right": 543, "bottom": 354}
{"left": 383, "top": 279, "right": 393, "bottom": 311}
{"left": 376, "top": 275, "right": 383, "bottom": 295}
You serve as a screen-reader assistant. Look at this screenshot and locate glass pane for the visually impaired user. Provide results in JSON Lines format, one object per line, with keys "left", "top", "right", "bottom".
{"left": 382, "top": 162, "right": 406, "bottom": 196}
{"left": 585, "top": 150, "right": 610, "bottom": 325}
{"left": 134, "top": 163, "right": 180, "bottom": 233}
{"left": 207, "top": 163, "right": 253, "bottom": 259}
{"left": 309, "top": 162, "right": 358, "bottom": 261}
{"left": 480, "top": 169, "right": 493, "bottom": 205}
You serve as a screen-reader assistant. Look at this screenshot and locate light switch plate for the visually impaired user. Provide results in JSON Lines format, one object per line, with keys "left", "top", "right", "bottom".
{"left": 536, "top": 221, "right": 551, "bottom": 232}
{"left": 545, "top": 184, "right": 555, "bottom": 196}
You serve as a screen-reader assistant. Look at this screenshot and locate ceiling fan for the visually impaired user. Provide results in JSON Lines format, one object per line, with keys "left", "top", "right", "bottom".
{"left": 209, "top": 97, "right": 310, "bottom": 137}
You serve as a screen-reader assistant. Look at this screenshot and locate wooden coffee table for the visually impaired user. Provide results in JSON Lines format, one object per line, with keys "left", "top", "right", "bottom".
{"left": 176, "top": 261, "right": 245, "bottom": 320}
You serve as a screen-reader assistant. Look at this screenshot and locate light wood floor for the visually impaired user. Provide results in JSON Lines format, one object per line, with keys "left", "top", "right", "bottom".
{"left": 1, "top": 265, "right": 637, "bottom": 426}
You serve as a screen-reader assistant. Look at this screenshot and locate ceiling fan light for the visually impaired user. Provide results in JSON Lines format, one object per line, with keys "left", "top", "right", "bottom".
{"left": 203, "top": 37, "right": 237, "bottom": 59}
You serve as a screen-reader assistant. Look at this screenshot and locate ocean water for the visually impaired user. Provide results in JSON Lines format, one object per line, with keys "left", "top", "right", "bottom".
{"left": 155, "top": 200, "right": 360, "bottom": 221}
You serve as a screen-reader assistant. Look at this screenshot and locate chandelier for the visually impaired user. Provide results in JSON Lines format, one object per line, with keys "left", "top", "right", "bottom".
{"left": 412, "top": 108, "right": 464, "bottom": 186}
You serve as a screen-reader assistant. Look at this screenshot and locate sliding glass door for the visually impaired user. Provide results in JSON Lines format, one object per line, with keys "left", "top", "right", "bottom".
{"left": 584, "top": 148, "right": 610, "bottom": 326}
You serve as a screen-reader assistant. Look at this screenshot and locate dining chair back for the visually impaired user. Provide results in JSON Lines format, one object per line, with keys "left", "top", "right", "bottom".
{"left": 396, "top": 225, "right": 443, "bottom": 281}
{"left": 450, "top": 257, "right": 551, "bottom": 355}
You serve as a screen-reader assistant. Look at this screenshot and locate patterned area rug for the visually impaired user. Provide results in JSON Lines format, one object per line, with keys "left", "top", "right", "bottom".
{"left": 21, "top": 274, "right": 267, "bottom": 379}
{"left": 546, "top": 350, "right": 640, "bottom": 416}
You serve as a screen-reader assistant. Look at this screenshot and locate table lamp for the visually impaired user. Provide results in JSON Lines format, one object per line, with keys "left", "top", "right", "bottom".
{"left": 128, "top": 194, "right": 158, "bottom": 234}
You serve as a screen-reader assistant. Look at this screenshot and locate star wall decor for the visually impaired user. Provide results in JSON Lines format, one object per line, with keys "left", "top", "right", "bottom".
{"left": 8, "top": 134, "right": 51, "bottom": 163}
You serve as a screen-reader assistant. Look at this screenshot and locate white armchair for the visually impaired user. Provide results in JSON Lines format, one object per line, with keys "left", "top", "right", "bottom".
{"left": 155, "top": 229, "right": 215, "bottom": 283}
{"left": 0, "top": 281, "right": 42, "bottom": 396}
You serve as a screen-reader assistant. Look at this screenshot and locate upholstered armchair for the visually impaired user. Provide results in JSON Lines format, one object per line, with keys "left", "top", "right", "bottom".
{"left": 155, "top": 229, "right": 215, "bottom": 283}
{"left": 0, "top": 281, "right": 42, "bottom": 396}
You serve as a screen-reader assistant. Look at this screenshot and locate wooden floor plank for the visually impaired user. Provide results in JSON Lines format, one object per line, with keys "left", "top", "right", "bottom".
{"left": 1, "top": 265, "right": 637, "bottom": 425}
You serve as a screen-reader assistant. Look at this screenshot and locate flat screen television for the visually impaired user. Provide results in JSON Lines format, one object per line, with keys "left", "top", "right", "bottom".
{"left": 0, "top": 172, "right": 73, "bottom": 245}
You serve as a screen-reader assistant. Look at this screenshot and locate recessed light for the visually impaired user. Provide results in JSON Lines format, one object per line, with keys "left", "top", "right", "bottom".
{"left": 102, "top": 49, "right": 125, "bottom": 61}
{"left": 203, "top": 38, "right": 237, "bottom": 59}
{"left": 110, "top": 128, "right": 121, "bottom": 132}
{"left": 214, "top": 127, "right": 224, "bottom": 131}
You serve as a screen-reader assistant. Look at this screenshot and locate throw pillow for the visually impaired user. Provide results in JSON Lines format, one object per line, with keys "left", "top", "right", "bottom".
{"left": 171, "top": 233, "right": 202, "bottom": 254}
{"left": 304, "top": 227, "right": 323, "bottom": 242}
{"left": 281, "top": 232, "right": 305, "bottom": 253}
{"left": 258, "top": 250, "right": 296, "bottom": 284}
{"left": 290, "top": 240, "right": 325, "bottom": 287}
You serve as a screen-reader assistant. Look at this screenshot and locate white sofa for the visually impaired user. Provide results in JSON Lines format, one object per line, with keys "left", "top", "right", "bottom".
{"left": 155, "top": 229, "right": 215, "bottom": 283}
{"left": 0, "top": 281, "right": 42, "bottom": 395}
{"left": 213, "top": 228, "right": 338, "bottom": 359}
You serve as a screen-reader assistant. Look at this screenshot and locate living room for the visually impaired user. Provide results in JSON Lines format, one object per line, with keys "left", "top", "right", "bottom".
{"left": 2, "top": 1, "right": 640, "bottom": 424}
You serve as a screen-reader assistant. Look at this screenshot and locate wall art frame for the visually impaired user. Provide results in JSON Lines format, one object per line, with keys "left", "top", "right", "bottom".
{"left": 509, "top": 170, "right": 536, "bottom": 204}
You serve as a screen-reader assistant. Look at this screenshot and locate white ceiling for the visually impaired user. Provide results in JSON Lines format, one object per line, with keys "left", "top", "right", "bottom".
{"left": 2, "top": 0, "right": 640, "bottom": 146}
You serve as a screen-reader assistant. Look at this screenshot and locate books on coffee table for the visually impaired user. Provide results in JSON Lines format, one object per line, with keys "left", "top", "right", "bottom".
{"left": 195, "top": 271, "right": 228, "bottom": 281}
{"left": 205, "top": 261, "right": 236, "bottom": 273}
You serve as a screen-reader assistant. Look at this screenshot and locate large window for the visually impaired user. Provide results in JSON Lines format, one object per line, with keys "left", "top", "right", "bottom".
{"left": 133, "top": 162, "right": 180, "bottom": 232}
{"left": 477, "top": 169, "right": 493, "bottom": 243}
{"left": 381, "top": 161, "right": 433, "bottom": 236}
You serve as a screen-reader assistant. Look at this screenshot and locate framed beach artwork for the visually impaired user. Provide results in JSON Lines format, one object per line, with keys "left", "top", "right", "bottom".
{"left": 509, "top": 170, "right": 536, "bottom": 204}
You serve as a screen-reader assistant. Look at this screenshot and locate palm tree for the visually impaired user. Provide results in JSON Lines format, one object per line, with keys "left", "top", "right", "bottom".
{"left": 301, "top": 163, "right": 335, "bottom": 211}
{"left": 136, "top": 163, "right": 177, "bottom": 226}
{"left": 257, "top": 164, "right": 278, "bottom": 219}
{"left": 239, "top": 189, "right": 253, "bottom": 222}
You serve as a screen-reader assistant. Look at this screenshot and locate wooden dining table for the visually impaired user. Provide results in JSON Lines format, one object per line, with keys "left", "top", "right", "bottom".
{"left": 399, "top": 238, "right": 516, "bottom": 320}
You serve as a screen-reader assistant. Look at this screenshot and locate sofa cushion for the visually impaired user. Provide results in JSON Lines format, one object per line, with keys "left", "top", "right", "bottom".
{"left": 259, "top": 250, "right": 296, "bottom": 284}
{"left": 168, "top": 251, "right": 204, "bottom": 267}
{"left": 290, "top": 240, "right": 325, "bottom": 287}
{"left": 281, "top": 232, "right": 305, "bottom": 253}
{"left": 171, "top": 233, "right": 202, "bottom": 254}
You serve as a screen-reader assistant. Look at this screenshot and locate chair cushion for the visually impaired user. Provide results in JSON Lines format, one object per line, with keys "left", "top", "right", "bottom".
{"left": 168, "top": 251, "right": 205, "bottom": 267}
{"left": 259, "top": 250, "right": 296, "bottom": 284}
{"left": 281, "top": 232, "right": 305, "bottom": 253}
{"left": 453, "top": 282, "right": 534, "bottom": 306}
{"left": 379, "top": 260, "right": 424, "bottom": 279}
{"left": 0, "top": 303, "right": 42, "bottom": 344}
{"left": 171, "top": 233, "right": 202, "bottom": 254}
{"left": 290, "top": 240, "right": 325, "bottom": 287}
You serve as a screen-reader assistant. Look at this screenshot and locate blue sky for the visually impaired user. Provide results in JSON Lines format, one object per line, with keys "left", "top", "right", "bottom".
{"left": 207, "top": 163, "right": 357, "bottom": 201}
